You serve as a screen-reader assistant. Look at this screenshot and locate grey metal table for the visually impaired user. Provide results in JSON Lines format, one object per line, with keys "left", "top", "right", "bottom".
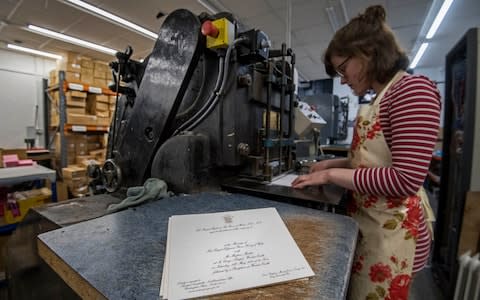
{"left": 37, "top": 192, "right": 358, "bottom": 300}
{"left": 0, "top": 165, "right": 56, "bottom": 185}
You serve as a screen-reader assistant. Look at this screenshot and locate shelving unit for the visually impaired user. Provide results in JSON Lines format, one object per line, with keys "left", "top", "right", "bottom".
{"left": 46, "top": 70, "right": 115, "bottom": 170}
{"left": 432, "top": 27, "right": 480, "bottom": 299}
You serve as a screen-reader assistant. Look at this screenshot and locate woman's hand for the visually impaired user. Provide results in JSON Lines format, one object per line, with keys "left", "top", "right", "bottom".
{"left": 309, "top": 160, "right": 330, "bottom": 173}
{"left": 292, "top": 167, "right": 356, "bottom": 191}
{"left": 291, "top": 170, "right": 330, "bottom": 189}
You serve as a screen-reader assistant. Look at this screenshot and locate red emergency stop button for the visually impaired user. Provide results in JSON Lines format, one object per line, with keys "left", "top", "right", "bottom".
{"left": 201, "top": 20, "right": 219, "bottom": 38}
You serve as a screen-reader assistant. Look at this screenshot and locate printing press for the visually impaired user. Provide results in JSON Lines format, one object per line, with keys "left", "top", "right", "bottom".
{"left": 97, "top": 8, "right": 339, "bottom": 206}
{"left": 4, "top": 9, "right": 356, "bottom": 299}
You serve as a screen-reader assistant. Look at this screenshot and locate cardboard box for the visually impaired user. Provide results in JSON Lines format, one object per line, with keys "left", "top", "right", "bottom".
{"left": 94, "top": 61, "right": 110, "bottom": 72}
{"left": 93, "top": 78, "right": 107, "bottom": 87}
{"left": 67, "top": 107, "right": 86, "bottom": 115}
{"left": 76, "top": 155, "right": 95, "bottom": 165}
{"left": 81, "top": 74, "right": 94, "bottom": 84}
{"left": 50, "top": 112, "right": 59, "bottom": 127}
{"left": 66, "top": 97, "right": 86, "bottom": 108}
{"left": 64, "top": 176, "right": 89, "bottom": 197}
{"left": 96, "top": 102, "right": 109, "bottom": 112}
{"left": 62, "top": 166, "right": 86, "bottom": 178}
{"left": 87, "top": 142, "right": 102, "bottom": 151}
{"left": 67, "top": 113, "right": 98, "bottom": 126}
{"left": 89, "top": 148, "right": 106, "bottom": 161}
{"left": 3, "top": 188, "right": 51, "bottom": 224}
{"left": 65, "top": 63, "right": 81, "bottom": 73}
{"left": 2, "top": 154, "right": 19, "bottom": 167}
{"left": 86, "top": 95, "right": 110, "bottom": 114}
{"left": 95, "top": 95, "right": 110, "bottom": 103}
{"left": 96, "top": 111, "right": 110, "bottom": 118}
{"left": 55, "top": 180, "right": 69, "bottom": 201}
{"left": 67, "top": 91, "right": 87, "bottom": 98}
{"left": 65, "top": 71, "right": 81, "bottom": 83}
{"left": 49, "top": 69, "right": 58, "bottom": 85}
{"left": 1, "top": 149, "right": 27, "bottom": 159}
{"left": 93, "top": 68, "right": 105, "bottom": 78}
{"left": 81, "top": 58, "right": 94, "bottom": 69}
{"left": 96, "top": 116, "right": 111, "bottom": 126}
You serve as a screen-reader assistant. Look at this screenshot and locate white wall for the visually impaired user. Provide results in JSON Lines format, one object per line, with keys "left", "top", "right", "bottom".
{"left": 0, "top": 49, "right": 57, "bottom": 149}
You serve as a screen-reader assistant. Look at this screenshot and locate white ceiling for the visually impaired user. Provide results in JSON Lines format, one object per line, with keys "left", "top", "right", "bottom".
{"left": 0, "top": 0, "right": 479, "bottom": 81}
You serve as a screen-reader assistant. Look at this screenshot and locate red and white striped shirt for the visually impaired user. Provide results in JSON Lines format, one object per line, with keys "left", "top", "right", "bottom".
{"left": 353, "top": 74, "right": 441, "bottom": 197}
{"left": 352, "top": 74, "right": 441, "bottom": 273}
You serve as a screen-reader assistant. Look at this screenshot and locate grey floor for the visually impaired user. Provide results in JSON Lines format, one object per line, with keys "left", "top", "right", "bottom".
{"left": 410, "top": 266, "right": 445, "bottom": 300}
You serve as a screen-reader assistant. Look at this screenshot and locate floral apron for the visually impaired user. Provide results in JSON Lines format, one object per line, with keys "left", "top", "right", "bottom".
{"left": 347, "top": 72, "right": 434, "bottom": 300}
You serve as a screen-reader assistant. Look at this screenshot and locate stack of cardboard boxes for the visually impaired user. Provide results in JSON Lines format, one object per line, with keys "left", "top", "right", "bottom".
{"left": 49, "top": 51, "right": 113, "bottom": 87}
{"left": 56, "top": 132, "right": 108, "bottom": 197}
{"left": 48, "top": 51, "right": 116, "bottom": 198}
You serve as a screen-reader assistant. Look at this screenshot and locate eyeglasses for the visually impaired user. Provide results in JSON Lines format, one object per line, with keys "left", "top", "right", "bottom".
{"left": 335, "top": 56, "right": 351, "bottom": 77}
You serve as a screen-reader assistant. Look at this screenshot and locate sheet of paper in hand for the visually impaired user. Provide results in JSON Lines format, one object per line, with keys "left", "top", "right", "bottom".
{"left": 160, "top": 207, "right": 314, "bottom": 299}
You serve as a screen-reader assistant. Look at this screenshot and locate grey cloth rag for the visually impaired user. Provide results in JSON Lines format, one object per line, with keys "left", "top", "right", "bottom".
{"left": 107, "top": 178, "right": 172, "bottom": 213}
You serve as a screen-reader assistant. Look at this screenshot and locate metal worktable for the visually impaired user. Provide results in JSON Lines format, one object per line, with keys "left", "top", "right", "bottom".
{"left": 37, "top": 192, "right": 358, "bottom": 299}
{"left": 0, "top": 165, "right": 56, "bottom": 186}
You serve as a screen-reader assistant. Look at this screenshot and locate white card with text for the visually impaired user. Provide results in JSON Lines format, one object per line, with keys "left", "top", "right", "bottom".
{"left": 161, "top": 207, "right": 314, "bottom": 300}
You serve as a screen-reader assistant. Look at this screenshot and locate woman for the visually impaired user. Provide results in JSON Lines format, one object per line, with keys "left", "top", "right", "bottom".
{"left": 292, "top": 5, "right": 441, "bottom": 299}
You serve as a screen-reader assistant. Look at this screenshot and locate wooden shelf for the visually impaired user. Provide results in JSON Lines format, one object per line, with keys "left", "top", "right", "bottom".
{"left": 47, "top": 81, "right": 117, "bottom": 96}
{"left": 64, "top": 124, "right": 109, "bottom": 132}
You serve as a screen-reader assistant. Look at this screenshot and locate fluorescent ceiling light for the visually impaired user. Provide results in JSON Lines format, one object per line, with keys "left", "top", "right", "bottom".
{"left": 27, "top": 24, "right": 117, "bottom": 55}
{"left": 64, "top": 0, "right": 158, "bottom": 40}
{"left": 326, "top": 7, "right": 340, "bottom": 32}
{"left": 410, "top": 0, "right": 454, "bottom": 69}
{"left": 426, "top": 0, "right": 454, "bottom": 39}
{"left": 7, "top": 44, "right": 63, "bottom": 60}
{"left": 197, "top": 0, "right": 219, "bottom": 14}
{"left": 409, "top": 43, "right": 429, "bottom": 69}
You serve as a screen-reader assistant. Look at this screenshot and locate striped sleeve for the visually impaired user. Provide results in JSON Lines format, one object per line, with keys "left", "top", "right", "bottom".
{"left": 353, "top": 75, "right": 441, "bottom": 197}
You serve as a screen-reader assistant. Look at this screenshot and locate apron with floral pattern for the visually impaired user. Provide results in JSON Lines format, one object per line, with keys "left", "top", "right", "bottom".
{"left": 346, "top": 72, "right": 432, "bottom": 300}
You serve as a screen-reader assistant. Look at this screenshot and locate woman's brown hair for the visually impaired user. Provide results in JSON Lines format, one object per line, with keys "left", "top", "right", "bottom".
{"left": 323, "top": 5, "right": 409, "bottom": 84}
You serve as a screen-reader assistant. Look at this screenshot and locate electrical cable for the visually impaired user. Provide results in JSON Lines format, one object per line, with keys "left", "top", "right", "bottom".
{"left": 172, "top": 56, "right": 224, "bottom": 135}
{"left": 181, "top": 37, "right": 247, "bottom": 133}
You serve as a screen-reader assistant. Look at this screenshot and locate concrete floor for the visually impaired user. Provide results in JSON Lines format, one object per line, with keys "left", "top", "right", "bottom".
{"left": 410, "top": 266, "right": 445, "bottom": 300}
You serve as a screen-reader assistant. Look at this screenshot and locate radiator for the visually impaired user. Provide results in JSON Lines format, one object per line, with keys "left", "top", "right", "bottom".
{"left": 454, "top": 251, "right": 480, "bottom": 300}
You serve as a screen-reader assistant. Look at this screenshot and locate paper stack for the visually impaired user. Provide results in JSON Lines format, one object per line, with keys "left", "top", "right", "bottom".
{"left": 159, "top": 207, "right": 314, "bottom": 300}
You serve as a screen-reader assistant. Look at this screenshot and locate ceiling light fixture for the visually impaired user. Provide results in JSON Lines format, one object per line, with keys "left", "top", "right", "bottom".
{"left": 63, "top": 0, "right": 158, "bottom": 40}
{"left": 325, "top": 7, "right": 340, "bottom": 32}
{"left": 409, "top": 0, "right": 454, "bottom": 69}
{"left": 7, "top": 44, "right": 63, "bottom": 60}
{"left": 27, "top": 24, "right": 118, "bottom": 55}
{"left": 409, "top": 43, "right": 429, "bottom": 69}
{"left": 339, "top": 0, "right": 349, "bottom": 24}
{"left": 426, "top": 0, "right": 454, "bottom": 39}
{"left": 197, "top": 0, "right": 219, "bottom": 14}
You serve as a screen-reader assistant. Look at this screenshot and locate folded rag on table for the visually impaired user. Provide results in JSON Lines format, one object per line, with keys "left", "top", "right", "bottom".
{"left": 107, "top": 178, "right": 172, "bottom": 213}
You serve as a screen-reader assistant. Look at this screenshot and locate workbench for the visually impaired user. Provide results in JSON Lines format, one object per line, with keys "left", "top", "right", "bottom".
{"left": 0, "top": 165, "right": 55, "bottom": 186}
{"left": 0, "top": 165, "right": 57, "bottom": 233}
{"left": 37, "top": 192, "right": 358, "bottom": 299}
